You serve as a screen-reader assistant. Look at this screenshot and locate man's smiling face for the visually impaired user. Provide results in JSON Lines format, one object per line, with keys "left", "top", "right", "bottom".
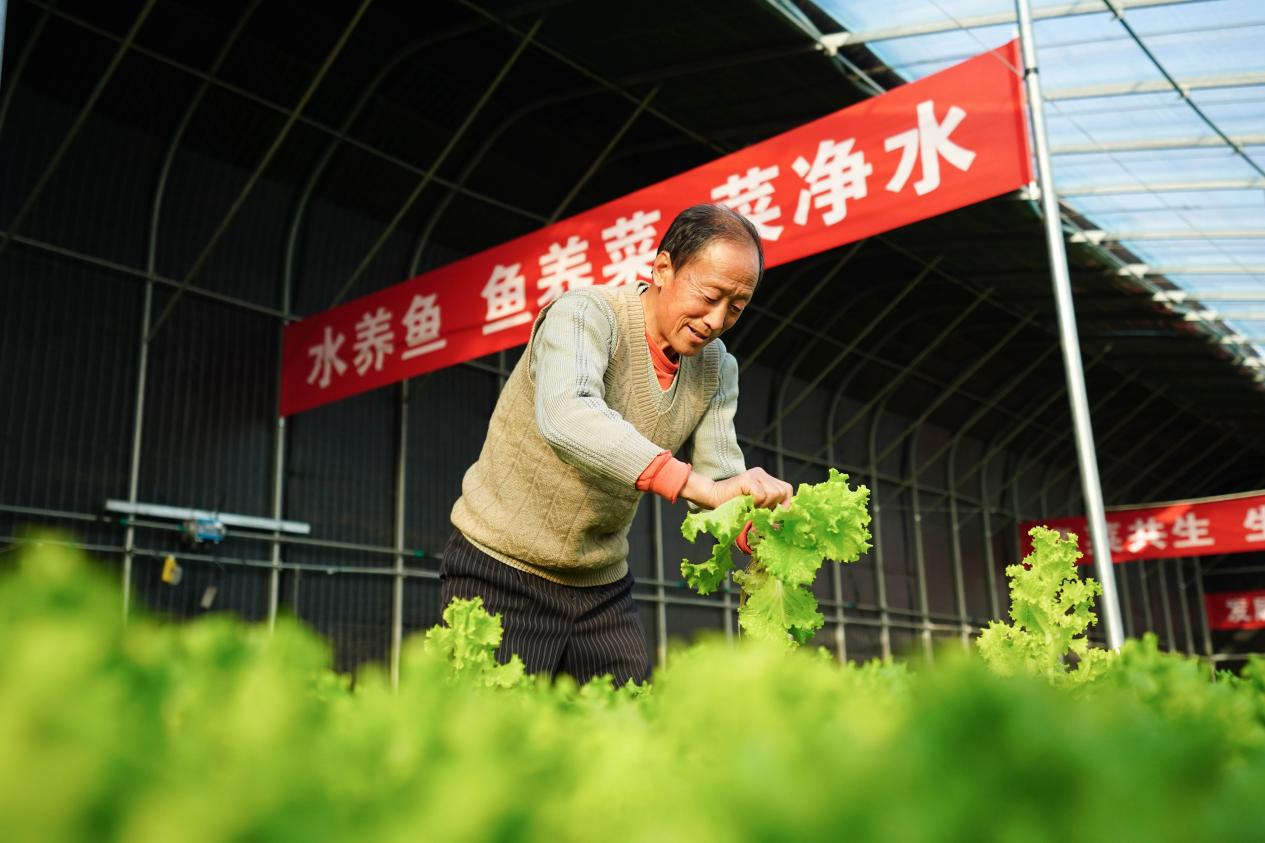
{"left": 648, "top": 239, "right": 760, "bottom": 358}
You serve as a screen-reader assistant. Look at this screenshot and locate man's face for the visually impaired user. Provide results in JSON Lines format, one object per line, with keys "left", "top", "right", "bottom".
{"left": 650, "top": 239, "right": 759, "bottom": 357}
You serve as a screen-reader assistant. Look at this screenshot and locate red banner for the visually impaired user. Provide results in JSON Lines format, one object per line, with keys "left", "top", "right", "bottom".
{"left": 280, "top": 41, "right": 1031, "bottom": 416}
{"left": 1020, "top": 490, "right": 1265, "bottom": 564}
{"left": 1205, "top": 590, "right": 1265, "bottom": 631}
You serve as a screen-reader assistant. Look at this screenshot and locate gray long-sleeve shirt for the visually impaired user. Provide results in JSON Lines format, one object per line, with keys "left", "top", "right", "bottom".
{"left": 529, "top": 287, "right": 746, "bottom": 489}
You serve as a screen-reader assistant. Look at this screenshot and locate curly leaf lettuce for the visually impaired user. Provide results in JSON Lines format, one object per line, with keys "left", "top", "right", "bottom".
{"left": 976, "top": 526, "right": 1114, "bottom": 686}
{"left": 680, "top": 468, "right": 871, "bottom": 646}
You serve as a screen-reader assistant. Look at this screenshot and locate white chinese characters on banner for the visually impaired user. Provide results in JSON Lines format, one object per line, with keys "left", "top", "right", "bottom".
{"left": 402, "top": 293, "right": 447, "bottom": 360}
{"left": 1127, "top": 516, "right": 1167, "bottom": 553}
{"left": 1256, "top": 596, "right": 1265, "bottom": 622}
{"left": 306, "top": 326, "right": 347, "bottom": 389}
{"left": 601, "top": 211, "right": 661, "bottom": 286}
{"left": 1171, "top": 511, "right": 1215, "bottom": 549}
{"left": 792, "top": 138, "right": 872, "bottom": 227}
{"left": 537, "top": 235, "right": 594, "bottom": 307}
{"left": 885, "top": 100, "right": 976, "bottom": 196}
{"left": 481, "top": 263, "right": 533, "bottom": 335}
{"left": 353, "top": 307, "right": 394, "bottom": 375}
{"left": 1245, "top": 505, "right": 1265, "bottom": 542}
{"left": 712, "top": 165, "right": 783, "bottom": 241}
{"left": 1226, "top": 597, "right": 1252, "bottom": 624}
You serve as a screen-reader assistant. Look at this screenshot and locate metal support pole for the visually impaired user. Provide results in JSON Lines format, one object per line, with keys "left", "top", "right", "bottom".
{"left": 651, "top": 496, "right": 668, "bottom": 669}
{"left": 1193, "top": 558, "right": 1213, "bottom": 660}
{"left": 1176, "top": 558, "right": 1195, "bottom": 655}
{"left": 1138, "top": 559, "right": 1155, "bottom": 635}
{"left": 1016, "top": 0, "right": 1122, "bottom": 649}
{"left": 1117, "top": 548, "right": 1135, "bottom": 638}
{"left": 122, "top": 284, "right": 151, "bottom": 623}
{"left": 390, "top": 380, "right": 409, "bottom": 689}
{"left": 1157, "top": 558, "right": 1176, "bottom": 650}
{"left": 868, "top": 404, "right": 892, "bottom": 660}
{"left": 946, "top": 438, "right": 973, "bottom": 646}
{"left": 825, "top": 411, "right": 848, "bottom": 663}
{"left": 907, "top": 436, "right": 934, "bottom": 660}
{"left": 979, "top": 443, "right": 1001, "bottom": 621}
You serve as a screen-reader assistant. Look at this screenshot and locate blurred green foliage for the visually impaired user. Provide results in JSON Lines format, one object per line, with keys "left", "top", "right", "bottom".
{"left": 2, "top": 533, "right": 1264, "bottom": 843}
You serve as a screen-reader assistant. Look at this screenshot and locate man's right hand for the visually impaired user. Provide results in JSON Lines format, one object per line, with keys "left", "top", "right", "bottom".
{"left": 680, "top": 467, "right": 794, "bottom": 510}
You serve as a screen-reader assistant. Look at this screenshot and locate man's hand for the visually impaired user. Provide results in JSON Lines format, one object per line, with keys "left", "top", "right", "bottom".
{"left": 680, "top": 467, "right": 793, "bottom": 511}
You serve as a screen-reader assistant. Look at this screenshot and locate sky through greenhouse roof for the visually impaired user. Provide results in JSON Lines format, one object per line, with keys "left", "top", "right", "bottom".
{"left": 814, "top": 0, "right": 1265, "bottom": 380}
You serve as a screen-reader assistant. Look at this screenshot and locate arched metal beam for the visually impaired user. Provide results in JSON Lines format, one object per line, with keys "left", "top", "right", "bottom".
{"left": 327, "top": 19, "right": 542, "bottom": 308}
{"left": 1029, "top": 386, "right": 1171, "bottom": 506}
{"left": 146, "top": 0, "right": 376, "bottom": 342}
{"left": 934, "top": 348, "right": 1116, "bottom": 527}
{"left": 740, "top": 242, "right": 866, "bottom": 375}
{"left": 0, "top": 0, "right": 159, "bottom": 261}
{"left": 121, "top": 0, "right": 262, "bottom": 622}
{"left": 283, "top": 21, "right": 530, "bottom": 306}
{"left": 753, "top": 260, "right": 940, "bottom": 446}
{"left": 792, "top": 285, "right": 993, "bottom": 484}
{"left": 874, "top": 315, "right": 1035, "bottom": 470}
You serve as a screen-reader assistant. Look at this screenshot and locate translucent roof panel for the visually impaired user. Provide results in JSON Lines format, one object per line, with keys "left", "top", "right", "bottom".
{"left": 816, "top": 0, "right": 1265, "bottom": 362}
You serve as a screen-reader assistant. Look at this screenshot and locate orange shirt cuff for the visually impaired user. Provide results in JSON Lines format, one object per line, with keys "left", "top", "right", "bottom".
{"left": 636, "top": 452, "right": 692, "bottom": 504}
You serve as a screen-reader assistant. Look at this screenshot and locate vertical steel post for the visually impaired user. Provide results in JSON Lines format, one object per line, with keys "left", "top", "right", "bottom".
{"left": 651, "top": 496, "right": 669, "bottom": 668}
{"left": 907, "top": 436, "right": 934, "bottom": 661}
{"left": 1015, "top": 0, "right": 1123, "bottom": 649}
{"left": 122, "top": 284, "right": 152, "bottom": 622}
{"left": 1193, "top": 558, "right": 1213, "bottom": 660}
{"left": 826, "top": 404, "right": 847, "bottom": 663}
{"left": 868, "top": 406, "right": 892, "bottom": 660}
{"left": 266, "top": 380, "right": 286, "bottom": 631}
{"left": 1138, "top": 559, "right": 1155, "bottom": 634}
{"left": 1176, "top": 557, "right": 1195, "bottom": 655}
{"left": 979, "top": 451, "right": 1001, "bottom": 621}
{"left": 1157, "top": 558, "right": 1176, "bottom": 651}
{"left": 390, "top": 380, "right": 409, "bottom": 689}
{"left": 946, "top": 438, "right": 973, "bottom": 646}
{"left": 1117, "top": 552, "right": 1135, "bottom": 638}
{"left": 389, "top": 385, "right": 410, "bottom": 681}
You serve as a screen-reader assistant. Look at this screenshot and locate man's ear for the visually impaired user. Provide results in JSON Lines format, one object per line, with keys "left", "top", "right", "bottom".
{"left": 651, "top": 251, "right": 673, "bottom": 289}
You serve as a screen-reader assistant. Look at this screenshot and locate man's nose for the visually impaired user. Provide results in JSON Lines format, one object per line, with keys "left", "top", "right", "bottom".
{"left": 702, "top": 304, "right": 726, "bottom": 332}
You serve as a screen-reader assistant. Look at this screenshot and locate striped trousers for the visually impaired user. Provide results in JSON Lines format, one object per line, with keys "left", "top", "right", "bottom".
{"left": 438, "top": 530, "right": 652, "bottom": 686}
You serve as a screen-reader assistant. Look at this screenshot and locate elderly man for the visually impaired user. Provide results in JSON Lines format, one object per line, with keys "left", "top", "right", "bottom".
{"left": 442, "top": 204, "right": 792, "bottom": 685}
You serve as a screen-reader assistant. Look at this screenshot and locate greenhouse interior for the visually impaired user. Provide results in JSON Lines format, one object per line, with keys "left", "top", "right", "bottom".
{"left": 2, "top": 0, "right": 1264, "bottom": 839}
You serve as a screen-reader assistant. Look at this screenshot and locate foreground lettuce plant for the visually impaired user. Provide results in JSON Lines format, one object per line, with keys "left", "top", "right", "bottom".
{"left": 423, "top": 597, "right": 527, "bottom": 689}
{"left": 679, "top": 468, "right": 872, "bottom": 647}
{"left": 976, "top": 525, "right": 1114, "bottom": 685}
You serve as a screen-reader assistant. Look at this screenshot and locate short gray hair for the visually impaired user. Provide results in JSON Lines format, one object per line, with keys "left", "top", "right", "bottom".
{"left": 656, "top": 204, "right": 764, "bottom": 283}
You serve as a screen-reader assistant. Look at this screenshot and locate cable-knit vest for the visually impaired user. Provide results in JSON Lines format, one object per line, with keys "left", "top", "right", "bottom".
{"left": 450, "top": 284, "right": 721, "bottom": 586}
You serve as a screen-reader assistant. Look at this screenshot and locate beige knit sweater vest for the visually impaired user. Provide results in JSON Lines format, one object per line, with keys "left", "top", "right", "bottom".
{"left": 450, "top": 284, "right": 721, "bottom": 586}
